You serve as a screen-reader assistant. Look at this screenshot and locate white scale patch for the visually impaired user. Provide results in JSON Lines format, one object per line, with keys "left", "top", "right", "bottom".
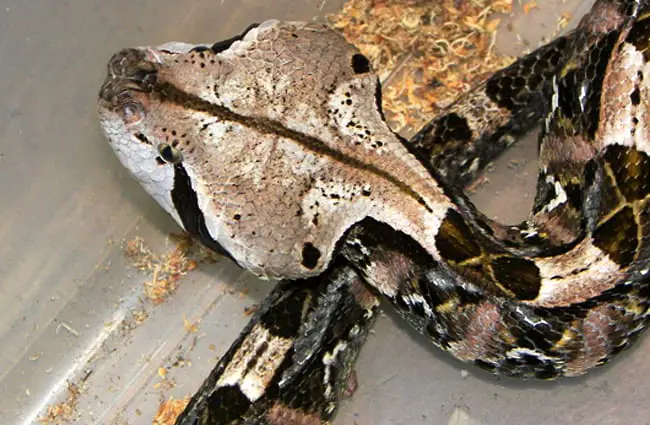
{"left": 579, "top": 82, "right": 588, "bottom": 113}
{"left": 102, "top": 123, "right": 182, "bottom": 226}
{"left": 505, "top": 347, "right": 557, "bottom": 363}
{"left": 223, "top": 19, "right": 281, "bottom": 59}
{"left": 519, "top": 225, "right": 539, "bottom": 239}
{"left": 533, "top": 238, "right": 622, "bottom": 307}
{"left": 216, "top": 323, "right": 294, "bottom": 402}
{"left": 599, "top": 42, "right": 650, "bottom": 154}
{"left": 514, "top": 306, "right": 550, "bottom": 328}
{"left": 403, "top": 293, "right": 435, "bottom": 319}
{"left": 545, "top": 75, "right": 560, "bottom": 132}
{"left": 543, "top": 175, "right": 568, "bottom": 212}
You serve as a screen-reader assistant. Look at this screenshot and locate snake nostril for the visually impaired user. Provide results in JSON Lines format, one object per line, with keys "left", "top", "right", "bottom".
{"left": 102, "top": 48, "right": 158, "bottom": 97}
{"left": 122, "top": 102, "right": 145, "bottom": 125}
{"left": 100, "top": 48, "right": 159, "bottom": 104}
{"left": 107, "top": 49, "right": 146, "bottom": 77}
{"left": 134, "top": 69, "right": 157, "bottom": 90}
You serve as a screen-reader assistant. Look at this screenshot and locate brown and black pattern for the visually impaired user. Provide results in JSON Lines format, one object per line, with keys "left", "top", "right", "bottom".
{"left": 408, "top": 33, "right": 572, "bottom": 187}
{"left": 432, "top": 208, "right": 545, "bottom": 301}
{"left": 592, "top": 145, "right": 650, "bottom": 266}
{"left": 175, "top": 266, "right": 378, "bottom": 425}
{"left": 342, "top": 0, "right": 650, "bottom": 379}
{"left": 96, "top": 1, "right": 650, "bottom": 424}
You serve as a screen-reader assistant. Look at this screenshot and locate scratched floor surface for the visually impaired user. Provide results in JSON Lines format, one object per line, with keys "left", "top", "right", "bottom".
{"left": 1, "top": 1, "right": 648, "bottom": 424}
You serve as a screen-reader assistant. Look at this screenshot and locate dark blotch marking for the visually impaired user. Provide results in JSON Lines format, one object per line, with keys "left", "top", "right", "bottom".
{"left": 532, "top": 172, "right": 557, "bottom": 214}
{"left": 483, "top": 35, "right": 568, "bottom": 112}
{"left": 553, "top": 31, "right": 619, "bottom": 138}
{"left": 534, "top": 173, "right": 583, "bottom": 213}
{"left": 433, "top": 113, "right": 472, "bottom": 145}
{"left": 491, "top": 256, "right": 542, "bottom": 300}
{"left": 593, "top": 206, "right": 638, "bottom": 266}
{"left": 242, "top": 341, "right": 269, "bottom": 378}
{"left": 582, "top": 31, "right": 621, "bottom": 138}
{"left": 564, "top": 181, "right": 583, "bottom": 209}
{"left": 626, "top": 13, "right": 650, "bottom": 61}
{"left": 159, "top": 144, "right": 179, "bottom": 164}
{"left": 374, "top": 82, "right": 387, "bottom": 121}
{"left": 584, "top": 158, "right": 598, "bottom": 187}
{"left": 631, "top": 87, "right": 641, "bottom": 105}
{"left": 301, "top": 243, "right": 321, "bottom": 269}
{"left": 134, "top": 132, "right": 151, "bottom": 144}
{"left": 259, "top": 289, "right": 308, "bottom": 338}
{"left": 534, "top": 367, "right": 561, "bottom": 380}
{"left": 171, "top": 164, "right": 234, "bottom": 259}
{"left": 592, "top": 166, "right": 623, "bottom": 225}
{"left": 351, "top": 53, "right": 370, "bottom": 74}
{"left": 605, "top": 145, "right": 650, "bottom": 202}
{"left": 189, "top": 45, "right": 210, "bottom": 53}
{"left": 435, "top": 209, "right": 481, "bottom": 262}
{"left": 205, "top": 386, "right": 253, "bottom": 423}
{"left": 211, "top": 23, "right": 260, "bottom": 53}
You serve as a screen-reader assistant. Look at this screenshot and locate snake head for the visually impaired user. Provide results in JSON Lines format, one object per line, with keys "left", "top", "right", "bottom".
{"left": 97, "top": 42, "right": 207, "bottom": 227}
{"left": 96, "top": 21, "right": 435, "bottom": 280}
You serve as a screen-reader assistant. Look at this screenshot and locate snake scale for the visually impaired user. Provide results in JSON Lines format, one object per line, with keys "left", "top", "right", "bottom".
{"left": 98, "top": 0, "right": 650, "bottom": 423}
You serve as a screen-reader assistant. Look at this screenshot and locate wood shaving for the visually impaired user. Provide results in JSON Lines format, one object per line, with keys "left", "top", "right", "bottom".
{"left": 38, "top": 383, "right": 80, "bottom": 425}
{"left": 244, "top": 304, "right": 259, "bottom": 316}
{"left": 523, "top": 1, "right": 537, "bottom": 15}
{"left": 124, "top": 233, "right": 219, "bottom": 303}
{"left": 132, "top": 308, "right": 149, "bottom": 325}
{"left": 153, "top": 376, "right": 176, "bottom": 391}
{"left": 466, "top": 175, "right": 491, "bottom": 193}
{"left": 158, "top": 367, "right": 168, "bottom": 379}
{"left": 55, "top": 322, "right": 80, "bottom": 337}
{"left": 152, "top": 396, "right": 191, "bottom": 425}
{"left": 557, "top": 11, "right": 572, "bottom": 33}
{"left": 328, "top": 0, "right": 515, "bottom": 135}
{"left": 183, "top": 315, "right": 199, "bottom": 333}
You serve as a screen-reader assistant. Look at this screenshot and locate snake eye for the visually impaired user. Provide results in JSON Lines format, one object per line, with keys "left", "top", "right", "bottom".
{"left": 122, "top": 102, "right": 145, "bottom": 125}
{"left": 158, "top": 143, "right": 183, "bottom": 164}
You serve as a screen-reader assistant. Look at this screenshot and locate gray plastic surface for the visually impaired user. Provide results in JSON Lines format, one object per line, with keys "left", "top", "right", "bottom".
{"left": 2, "top": 1, "right": 650, "bottom": 424}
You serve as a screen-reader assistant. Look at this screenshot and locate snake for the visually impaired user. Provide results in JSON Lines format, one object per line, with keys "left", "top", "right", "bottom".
{"left": 97, "top": 0, "right": 650, "bottom": 423}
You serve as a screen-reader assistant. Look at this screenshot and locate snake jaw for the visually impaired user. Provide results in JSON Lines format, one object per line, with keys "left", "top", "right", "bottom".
{"left": 98, "top": 47, "right": 187, "bottom": 228}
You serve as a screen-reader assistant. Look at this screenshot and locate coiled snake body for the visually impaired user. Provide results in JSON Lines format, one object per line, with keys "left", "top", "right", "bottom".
{"left": 98, "top": 0, "right": 650, "bottom": 423}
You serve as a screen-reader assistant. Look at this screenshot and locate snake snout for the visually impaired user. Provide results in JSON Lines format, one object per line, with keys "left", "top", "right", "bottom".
{"left": 99, "top": 48, "right": 158, "bottom": 103}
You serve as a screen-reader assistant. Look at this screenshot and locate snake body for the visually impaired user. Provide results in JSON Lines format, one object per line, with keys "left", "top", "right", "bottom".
{"left": 98, "top": 0, "right": 650, "bottom": 423}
